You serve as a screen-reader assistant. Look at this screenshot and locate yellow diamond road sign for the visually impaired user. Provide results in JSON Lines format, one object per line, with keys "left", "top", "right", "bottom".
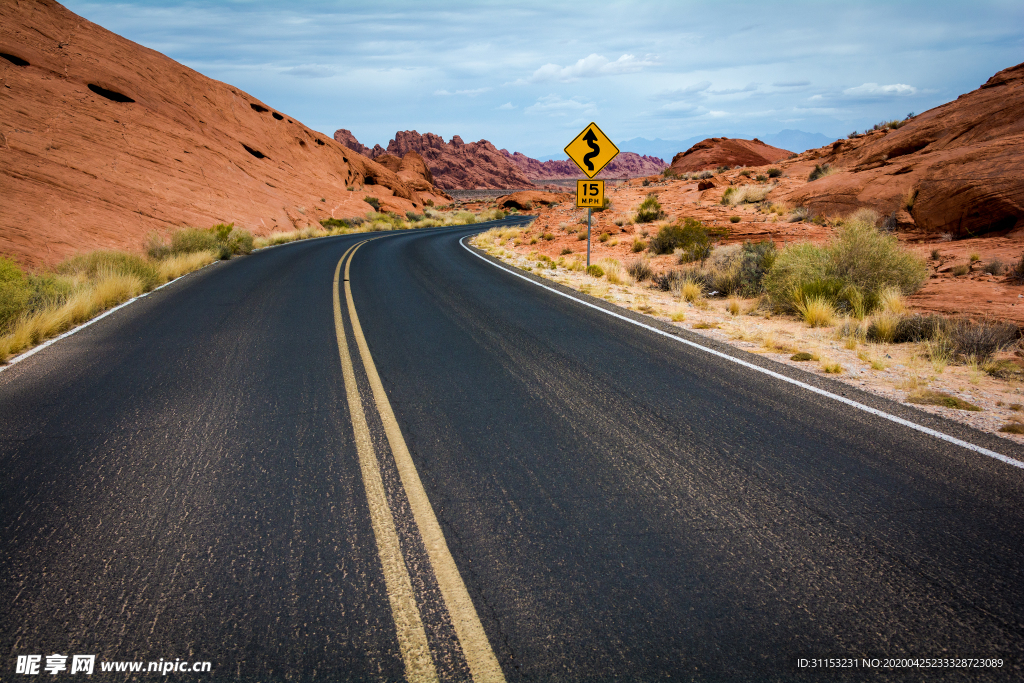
{"left": 564, "top": 122, "right": 619, "bottom": 179}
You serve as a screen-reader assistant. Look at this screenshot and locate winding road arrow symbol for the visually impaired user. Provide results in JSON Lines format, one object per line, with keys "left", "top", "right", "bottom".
{"left": 582, "top": 129, "right": 600, "bottom": 172}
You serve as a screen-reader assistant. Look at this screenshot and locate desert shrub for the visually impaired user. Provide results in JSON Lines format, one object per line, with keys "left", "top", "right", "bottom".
{"left": 631, "top": 238, "right": 647, "bottom": 253}
{"left": 598, "top": 232, "right": 609, "bottom": 243}
{"left": 56, "top": 251, "right": 160, "bottom": 292}
{"left": 649, "top": 217, "right": 710, "bottom": 256}
{"left": 890, "top": 314, "right": 947, "bottom": 343}
{"left": 722, "top": 184, "right": 774, "bottom": 206}
{"left": 808, "top": 164, "right": 837, "bottom": 181}
{"left": 764, "top": 218, "right": 926, "bottom": 314}
{"left": 983, "top": 259, "right": 1005, "bottom": 275}
{"left": 542, "top": 233, "right": 555, "bottom": 241}
{"left": 767, "top": 168, "right": 782, "bottom": 178}
{"left": 321, "top": 217, "right": 365, "bottom": 231}
{"left": 560, "top": 247, "right": 573, "bottom": 255}
{"left": 0, "top": 257, "right": 32, "bottom": 331}
{"left": 946, "top": 317, "right": 1019, "bottom": 362}
{"left": 635, "top": 193, "right": 666, "bottom": 223}
{"left": 679, "top": 278, "right": 704, "bottom": 303}
{"left": 592, "top": 196, "right": 612, "bottom": 213}
{"left": 788, "top": 206, "right": 811, "bottom": 223}
{"left": 163, "top": 228, "right": 218, "bottom": 257}
{"left": 716, "top": 166, "right": 730, "bottom": 173}
{"left": 653, "top": 269, "right": 684, "bottom": 292}
{"left": 682, "top": 239, "right": 713, "bottom": 267}
{"left": 1009, "top": 253, "right": 1024, "bottom": 284}
{"left": 585, "top": 264, "right": 604, "bottom": 278}
{"left": 730, "top": 216, "right": 741, "bottom": 223}
{"left": 755, "top": 174, "right": 768, "bottom": 182}
{"left": 406, "top": 211, "right": 423, "bottom": 221}
{"left": 736, "top": 240, "right": 777, "bottom": 297}
{"left": 695, "top": 171, "right": 713, "bottom": 180}
{"left": 364, "top": 196, "right": 381, "bottom": 211}
{"left": 866, "top": 312, "right": 900, "bottom": 343}
{"left": 626, "top": 258, "right": 653, "bottom": 281}
{"left": 951, "top": 264, "right": 970, "bottom": 276}
{"left": 739, "top": 170, "right": 752, "bottom": 178}
{"left": 641, "top": 179, "right": 650, "bottom": 187}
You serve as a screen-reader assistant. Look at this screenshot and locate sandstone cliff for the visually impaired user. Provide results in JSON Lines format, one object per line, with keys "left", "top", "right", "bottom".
{"left": 668, "top": 138, "right": 792, "bottom": 173}
{"left": 0, "top": 0, "right": 446, "bottom": 267}
{"left": 782, "top": 61, "right": 1024, "bottom": 237}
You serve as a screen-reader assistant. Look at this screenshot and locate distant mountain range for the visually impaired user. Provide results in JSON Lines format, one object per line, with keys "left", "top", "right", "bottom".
{"left": 538, "top": 130, "right": 837, "bottom": 164}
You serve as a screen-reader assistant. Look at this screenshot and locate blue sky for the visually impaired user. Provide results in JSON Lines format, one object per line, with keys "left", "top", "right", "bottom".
{"left": 65, "top": 0, "right": 1023, "bottom": 157}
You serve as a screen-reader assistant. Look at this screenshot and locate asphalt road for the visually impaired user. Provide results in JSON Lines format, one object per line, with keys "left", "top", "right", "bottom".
{"left": 2, "top": 220, "right": 1024, "bottom": 682}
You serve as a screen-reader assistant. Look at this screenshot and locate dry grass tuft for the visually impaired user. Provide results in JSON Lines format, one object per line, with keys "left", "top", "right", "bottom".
{"left": 906, "top": 390, "right": 982, "bottom": 411}
{"left": 795, "top": 295, "right": 835, "bottom": 327}
{"left": 156, "top": 250, "right": 217, "bottom": 282}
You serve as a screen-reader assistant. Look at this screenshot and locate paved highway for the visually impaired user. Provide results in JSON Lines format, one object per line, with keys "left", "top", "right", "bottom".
{"left": 2, "top": 220, "right": 1024, "bottom": 681}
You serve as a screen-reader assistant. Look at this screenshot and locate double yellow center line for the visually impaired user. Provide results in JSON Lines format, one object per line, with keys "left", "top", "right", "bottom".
{"left": 332, "top": 240, "right": 505, "bottom": 683}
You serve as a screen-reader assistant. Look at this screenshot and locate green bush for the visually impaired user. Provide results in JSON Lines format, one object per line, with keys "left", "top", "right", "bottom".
{"left": 736, "top": 240, "right": 777, "bottom": 297}
{"left": 763, "top": 218, "right": 926, "bottom": 313}
{"left": 767, "top": 168, "right": 782, "bottom": 178}
{"left": 364, "top": 196, "right": 381, "bottom": 211}
{"left": 649, "top": 217, "right": 709, "bottom": 255}
{"left": 808, "top": 164, "right": 835, "bottom": 181}
{"left": 635, "top": 193, "right": 666, "bottom": 223}
{"left": 56, "top": 251, "right": 160, "bottom": 291}
{"left": 320, "top": 217, "right": 365, "bottom": 230}
{"left": 149, "top": 224, "right": 253, "bottom": 260}
{"left": 0, "top": 256, "right": 32, "bottom": 331}
{"left": 586, "top": 264, "right": 604, "bottom": 278}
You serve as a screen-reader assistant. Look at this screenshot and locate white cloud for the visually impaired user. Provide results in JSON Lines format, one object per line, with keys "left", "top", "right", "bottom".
{"left": 496, "top": 102, "right": 516, "bottom": 110}
{"left": 843, "top": 82, "right": 918, "bottom": 96}
{"left": 524, "top": 95, "right": 596, "bottom": 117}
{"left": 434, "top": 87, "right": 492, "bottom": 96}
{"left": 280, "top": 65, "right": 335, "bottom": 78}
{"left": 515, "top": 53, "right": 658, "bottom": 84}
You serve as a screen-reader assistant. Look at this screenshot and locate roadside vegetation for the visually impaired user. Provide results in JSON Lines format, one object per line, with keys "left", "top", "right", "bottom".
{"left": 473, "top": 206, "right": 1024, "bottom": 437}
{"left": 0, "top": 207, "right": 494, "bottom": 363}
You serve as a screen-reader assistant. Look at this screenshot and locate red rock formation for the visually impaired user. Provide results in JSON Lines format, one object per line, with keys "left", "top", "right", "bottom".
{"left": 0, "top": 0, "right": 446, "bottom": 268}
{"left": 783, "top": 61, "right": 1024, "bottom": 237}
{"left": 503, "top": 151, "right": 667, "bottom": 180}
{"left": 335, "top": 129, "right": 534, "bottom": 190}
{"left": 333, "top": 128, "right": 372, "bottom": 156}
{"left": 668, "top": 138, "right": 792, "bottom": 173}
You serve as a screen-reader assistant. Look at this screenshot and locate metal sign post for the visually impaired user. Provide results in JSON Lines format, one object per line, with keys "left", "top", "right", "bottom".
{"left": 587, "top": 208, "right": 592, "bottom": 267}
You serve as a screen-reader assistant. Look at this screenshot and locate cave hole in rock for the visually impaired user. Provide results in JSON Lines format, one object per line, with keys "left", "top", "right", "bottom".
{"left": 272, "top": 112, "right": 283, "bottom": 120}
{"left": 250, "top": 103, "right": 269, "bottom": 113}
{"left": 242, "top": 143, "right": 267, "bottom": 159}
{"left": 0, "top": 53, "right": 29, "bottom": 67}
{"left": 88, "top": 84, "right": 135, "bottom": 103}
{"left": 298, "top": 139, "right": 307, "bottom": 147}
{"left": 315, "top": 138, "right": 325, "bottom": 146}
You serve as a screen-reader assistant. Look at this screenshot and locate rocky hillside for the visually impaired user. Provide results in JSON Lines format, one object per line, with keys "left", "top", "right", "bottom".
{"left": 783, "top": 61, "right": 1024, "bottom": 237}
{"left": 334, "top": 129, "right": 533, "bottom": 190}
{"left": 0, "top": 0, "right": 447, "bottom": 267}
{"left": 668, "top": 138, "right": 792, "bottom": 173}
{"left": 503, "top": 151, "right": 667, "bottom": 180}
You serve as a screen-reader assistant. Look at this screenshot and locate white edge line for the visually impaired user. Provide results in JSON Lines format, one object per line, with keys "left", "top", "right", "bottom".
{"left": 459, "top": 235, "right": 1024, "bottom": 471}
